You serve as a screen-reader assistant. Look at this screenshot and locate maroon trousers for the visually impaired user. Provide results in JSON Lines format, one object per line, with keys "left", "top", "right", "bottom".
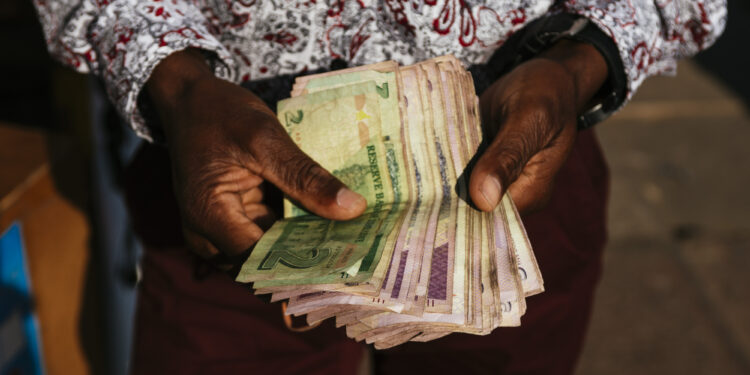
{"left": 124, "top": 129, "right": 609, "bottom": 375}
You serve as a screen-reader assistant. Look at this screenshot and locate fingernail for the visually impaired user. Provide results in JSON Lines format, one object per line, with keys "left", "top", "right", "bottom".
{"left": 479, "top": 176, "right": 502, "bottom": 209}
{"left": 336, "top": 188, "right": 365, "bottom": 210}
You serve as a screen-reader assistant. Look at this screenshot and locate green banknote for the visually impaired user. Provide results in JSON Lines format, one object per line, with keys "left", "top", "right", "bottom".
{"left": 236, "top": 81, "right": 404, "bottom": 285}
{"left": 285, "top": 68, "right": 407, "bottom": 218}
{"left": 288, "top": 67, "right": 411, "bottom": 291}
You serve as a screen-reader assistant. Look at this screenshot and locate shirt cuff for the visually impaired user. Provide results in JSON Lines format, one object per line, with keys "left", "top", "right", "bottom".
{"left": 471, "top": 13, "right": 627, "bottom": 129}
{"left": 558, "top": 1, "right": 674, "bottom": 103}
{"left": 89, "top": 0, "right": 237, "bottom": 142}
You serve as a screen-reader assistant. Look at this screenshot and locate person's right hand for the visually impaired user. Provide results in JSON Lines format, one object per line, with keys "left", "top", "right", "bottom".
{"left": 145, "top": 49, "right": 367, "bottom": 267}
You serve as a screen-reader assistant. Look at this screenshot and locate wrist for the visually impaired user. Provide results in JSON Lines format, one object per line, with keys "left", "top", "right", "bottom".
{"left": 536, "top": 39, "right": 608, "bottom": 113}
{"left": 146, "top": 49, "right": 215, "bottom": 134}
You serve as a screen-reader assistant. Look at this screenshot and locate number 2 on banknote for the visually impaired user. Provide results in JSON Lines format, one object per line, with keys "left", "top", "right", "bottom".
{"left": 257, "top": 221, "right": 332, "bottom": 270}
{"left": 258, "top": 247, "right": 331, "bottom": 270}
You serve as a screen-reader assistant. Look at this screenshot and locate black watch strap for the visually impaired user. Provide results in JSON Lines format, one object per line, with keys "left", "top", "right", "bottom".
{"left": 469, "top": 13, "right": 627, "bottom": 130}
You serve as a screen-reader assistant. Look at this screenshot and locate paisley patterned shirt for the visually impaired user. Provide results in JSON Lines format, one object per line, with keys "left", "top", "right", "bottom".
{"left": 33, "top": 0, "right": 726, "bottom": 140}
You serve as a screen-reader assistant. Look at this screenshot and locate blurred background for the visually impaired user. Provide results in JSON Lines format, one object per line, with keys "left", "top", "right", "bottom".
{"left": 0, "top": 0, "right": 748, "bottom": 374}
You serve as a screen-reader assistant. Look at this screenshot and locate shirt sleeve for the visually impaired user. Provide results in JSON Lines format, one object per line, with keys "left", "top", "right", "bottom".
{"left": 32, "top": 0, "right": 237, "bottom": 141}
{"left": 557, "top": 0, "right": 727, "bottom": 101}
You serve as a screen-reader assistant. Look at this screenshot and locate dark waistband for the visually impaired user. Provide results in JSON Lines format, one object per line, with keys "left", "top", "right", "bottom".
{"left": 240, "top": 60, "right": 499, "bottom": 112}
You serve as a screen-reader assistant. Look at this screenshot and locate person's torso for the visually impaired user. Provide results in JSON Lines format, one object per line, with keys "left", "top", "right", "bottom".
{"left": 196, "top": 0, "right": 553, "bottom": 81}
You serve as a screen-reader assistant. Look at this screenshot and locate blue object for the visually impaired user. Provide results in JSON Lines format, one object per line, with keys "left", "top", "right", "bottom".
{"left": 0, "top": 223, "right": 45, "bottom": 375}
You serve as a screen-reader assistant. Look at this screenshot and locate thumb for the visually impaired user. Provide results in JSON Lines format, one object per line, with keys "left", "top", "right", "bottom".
{"left": 469, "top": 127, "right": 544, "bottom": 212}
{"left": 257, "top": 137, "right": 367, "bottom": 221}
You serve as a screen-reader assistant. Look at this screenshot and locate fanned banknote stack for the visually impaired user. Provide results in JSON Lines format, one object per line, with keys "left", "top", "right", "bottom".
{"left": 236, "top": 56, "right": 543, "bottom": 349}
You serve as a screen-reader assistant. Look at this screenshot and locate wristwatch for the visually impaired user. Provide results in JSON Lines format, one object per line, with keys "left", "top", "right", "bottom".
{"left": 470, "top": 13, "right": 628, "bottom": 130}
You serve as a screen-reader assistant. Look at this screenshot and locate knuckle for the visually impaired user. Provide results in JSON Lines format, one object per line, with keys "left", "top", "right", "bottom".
{"left": 490, "top": 133, "right": 535, "bottom": 181}
{"left": 224, "top": 225, "right": 264, "bottom": 257}
{"left": 258, "top": 131, "right": 335, "bottom": 193}
{"left": 183, "top": 230, "right": 218, "bottom": 259}
{"left": 506, "top": 92, "right": 565, "bottom": 138}
{"left": 247, "top": 226, "right": 264, "bottom": 245}
{"left": 205, "top": 180, "right": 227, "bottom": 200}
{"left": 248, "top": 122, "right": 291, "bottom": 163}
{"left": 290, "top": 158, "right": 334, "bottom": 195}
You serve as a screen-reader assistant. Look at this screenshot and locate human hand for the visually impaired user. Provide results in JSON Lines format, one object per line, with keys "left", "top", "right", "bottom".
{"left": 469, "top": 40, "right": 609, "bottom": 214}
{"left": 145, "top": 49, "right": 367, "bottom": 266}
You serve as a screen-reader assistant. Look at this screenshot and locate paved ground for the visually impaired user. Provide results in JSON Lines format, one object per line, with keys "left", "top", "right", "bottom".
{"left": 576, "top": 61, "right": 750, "bottom": 375}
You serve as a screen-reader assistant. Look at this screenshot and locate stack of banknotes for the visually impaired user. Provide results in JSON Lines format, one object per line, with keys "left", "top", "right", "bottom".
{"left": 236, "top": 55, "right": 543, "bottom": 349}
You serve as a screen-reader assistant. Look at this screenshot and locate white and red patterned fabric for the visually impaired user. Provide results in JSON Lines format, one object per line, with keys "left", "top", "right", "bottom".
{"left": 33, "top": 0, "right": 726, "bottom": 140}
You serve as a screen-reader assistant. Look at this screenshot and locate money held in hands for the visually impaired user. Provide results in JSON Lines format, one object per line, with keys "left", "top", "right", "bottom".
{"left": 236, "top": 56, "right": 544, "bottom": 349}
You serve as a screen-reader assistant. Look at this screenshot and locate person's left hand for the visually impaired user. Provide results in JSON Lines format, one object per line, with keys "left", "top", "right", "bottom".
{"left": 469, "top": 39, "right": 609, "bottom": 214}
